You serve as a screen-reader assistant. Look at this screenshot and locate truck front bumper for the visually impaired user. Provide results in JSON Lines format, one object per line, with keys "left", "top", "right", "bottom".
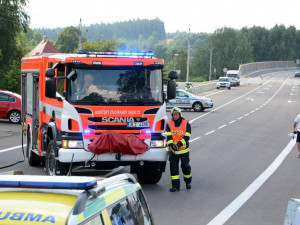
{"left": 58, "top": 147, "right": 169, "bottom": 163}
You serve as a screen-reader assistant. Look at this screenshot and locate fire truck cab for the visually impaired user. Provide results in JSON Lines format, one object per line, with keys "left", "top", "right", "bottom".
{"left": 21, "top": 51, "right": 177, "bottom": 184}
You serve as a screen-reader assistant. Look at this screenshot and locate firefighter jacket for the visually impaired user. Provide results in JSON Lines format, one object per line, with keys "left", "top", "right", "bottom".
{"left": 166, "top": 118, "right": 191, "bottom": 154}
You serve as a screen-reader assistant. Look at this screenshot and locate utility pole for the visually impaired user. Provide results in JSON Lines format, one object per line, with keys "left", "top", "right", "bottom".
{"left": 186, "top": 29, "right": 191, "bottom": 83}
{"left": 174, "top": 53, "right": 179, "bottom": 70}
{"left": 74, "top": 18, "right": 88, "bottom": 51}
{"left": 78, "top": 18, "right": 82, "bottom": 51}
{"left": 209, "top": 47, "right": 213, "bottom": 81}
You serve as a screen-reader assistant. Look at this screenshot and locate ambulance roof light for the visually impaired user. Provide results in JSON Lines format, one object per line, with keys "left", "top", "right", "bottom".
{"left": 0, "top": 175, "right": 97, "bottom": 189}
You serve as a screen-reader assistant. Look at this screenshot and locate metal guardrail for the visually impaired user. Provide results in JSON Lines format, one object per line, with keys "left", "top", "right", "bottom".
{"left": 191, "top": 81, "right": 217, "bottom": 94}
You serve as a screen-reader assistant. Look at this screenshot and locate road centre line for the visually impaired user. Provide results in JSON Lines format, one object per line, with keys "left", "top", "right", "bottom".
{"left": 190, "top": 75, "right": 279, "bottom": 124}
{"left": 237, "top": 117, "right": 243, "bottom": 120}
{"left": 229, "top": 120, "right": 236, "bottom": 124}
{"left": 218, "top": 125, "right": 227, "bottom": 129}
{"left": 0, "top": 145, "right": 25, "bottom": 153}
{"left": 244, "top": 113, "right": 249, "bottom": 116}
{"left": 207, "top": 138, "right": 296, "bottom": 225}
{"left": 190, "top": 137, "right": 201, "bottom": 142}
{"left": 203, "top": 90, "right": 226, "bottom": 97}
{"left": 205, "top": 130, "right": 215, "bottom": 135}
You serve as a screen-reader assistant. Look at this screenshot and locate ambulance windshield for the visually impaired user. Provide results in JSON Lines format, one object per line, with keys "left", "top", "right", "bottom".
{"left": 67, "top": 67, "right": 163, "bottom": 105}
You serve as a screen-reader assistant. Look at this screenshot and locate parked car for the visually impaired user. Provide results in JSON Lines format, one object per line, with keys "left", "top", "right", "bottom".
{"left": 0, "top": 90, "right": 21, "bottom": 124}
{"left": 216, "top": 77, "right": 231, "bottom": 89}
{"left": 0, "top": 172, "right": 154, "bottom": 225}
{"left": 295, "top": 72, "right": 300, "bottom": 77}
{"left": 166, "top": 89, "right": 213, "bottom": 112}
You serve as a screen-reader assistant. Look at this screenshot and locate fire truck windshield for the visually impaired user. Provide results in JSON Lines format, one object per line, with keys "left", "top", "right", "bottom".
{"left": 67, "top": 67, "right": 163, "bottom": 105}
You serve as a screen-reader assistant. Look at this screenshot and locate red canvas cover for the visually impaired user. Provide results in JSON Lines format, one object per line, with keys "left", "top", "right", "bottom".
{"left": 88, "top": 131, "right": 149, "bottom": 155}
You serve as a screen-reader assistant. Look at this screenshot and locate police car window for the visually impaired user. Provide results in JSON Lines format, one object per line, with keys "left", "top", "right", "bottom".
{"left": 176, "top": 91, "right": 186, "bottom": 97}
{"left": 107, "top": 198, "right": 135, "bottom": 225}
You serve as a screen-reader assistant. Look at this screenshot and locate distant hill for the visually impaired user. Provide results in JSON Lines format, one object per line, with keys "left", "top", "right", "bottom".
{"left": 35, "top": 18, "right": 166, "bottom": 42}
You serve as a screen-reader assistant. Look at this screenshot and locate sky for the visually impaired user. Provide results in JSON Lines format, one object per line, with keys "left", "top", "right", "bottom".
{"left": 25, "top": 0, "right": 300, "bottom": 33}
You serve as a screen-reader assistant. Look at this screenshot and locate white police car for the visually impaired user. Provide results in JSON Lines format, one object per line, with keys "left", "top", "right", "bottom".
{"left": 166, "top": 89, "right": 213, "bottom": 112}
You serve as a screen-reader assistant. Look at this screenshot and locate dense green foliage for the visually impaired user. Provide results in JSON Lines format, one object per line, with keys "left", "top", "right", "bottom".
{"left": 0, "top": 0, "right": 29, "bottom": 93}
{"left": 3, "top": 8, "right": 300, "bottom": 93}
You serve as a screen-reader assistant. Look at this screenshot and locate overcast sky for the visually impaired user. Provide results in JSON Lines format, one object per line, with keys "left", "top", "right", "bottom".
{"left": 25, "top": 0, "right": 300, "bottom": 33}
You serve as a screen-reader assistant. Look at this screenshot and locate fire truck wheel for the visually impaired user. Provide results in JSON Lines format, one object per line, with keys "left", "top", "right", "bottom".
{"left": 45, "top": 140, "right": 68, "bottom": 175}
{"left": 8, "top": 110, "right": 21, "bottom": 124}
{"left": 45, "top": 140, "right": 57, "bottom": 176}
{"left": 136, "top": 163, "right": 163, "bottom": 184}
{"left": 27, "top": 131, "right": 42, "bottom": 167}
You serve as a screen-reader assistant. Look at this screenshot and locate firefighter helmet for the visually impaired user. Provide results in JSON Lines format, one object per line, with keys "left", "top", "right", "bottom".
{"left": 171, "top": 107, "right": 182, "bottom": 117}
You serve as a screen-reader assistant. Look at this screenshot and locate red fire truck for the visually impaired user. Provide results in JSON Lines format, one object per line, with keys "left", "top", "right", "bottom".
{"left": 21, "top": 51, "right": 177, "bottom": 184}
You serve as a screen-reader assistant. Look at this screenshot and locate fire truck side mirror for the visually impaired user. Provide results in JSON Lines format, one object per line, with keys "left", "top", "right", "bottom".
{"left": 168, "top": 71, "right": 179, "bottom": 80}
{"left": 46, "top": 68, "right": 55, "bottom": 78}
{"left": 167, "top": 80, "right": 176, "bottom": 100}
{"left": 45, "top": 79, "right": 56, "bottom": 98}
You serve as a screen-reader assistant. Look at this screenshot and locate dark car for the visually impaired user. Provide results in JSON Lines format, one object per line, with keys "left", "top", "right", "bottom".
{"left": 295, "top": 72, "right": 300, "bottom": 77}
{"left": 0, "top": 90, "right": 21, "bottom": 123}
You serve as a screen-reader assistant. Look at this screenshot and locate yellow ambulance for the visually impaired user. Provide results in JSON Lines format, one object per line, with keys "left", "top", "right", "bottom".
{"left": 0, "top": 172, "right": 153, "bottom": 225}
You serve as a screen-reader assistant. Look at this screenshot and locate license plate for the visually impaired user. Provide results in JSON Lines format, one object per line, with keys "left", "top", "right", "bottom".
{"left": 127, "top": 122, "right": 150, "bottom": 128}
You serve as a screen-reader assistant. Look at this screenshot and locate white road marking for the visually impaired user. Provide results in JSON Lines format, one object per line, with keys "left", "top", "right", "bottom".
{"left": 0, "top": 145, "right": 25, "bottom": 153}
{"left": 190, "top": 137, "right": 201, "bottom": 142}
{"left": 205, "top": 130, "right": 215, "bottom": 135}
{"left": 255, "top": 108, "right": 259, "bottom": 111}
{"left": 245, "top": 98, "right": 254, "bottom": 101}
{"left": 190, "top": 76, "right": 279, "bottom": 124}
{"left": 207, "top": 138, "right": 296, "bottom": 225}
{"left": 250, "top": 110, "right": 255, "bottom": 113}
{"left": 237, "top": 117, "right": 243, "bottom": 120}
{"left": 203, "top": 90, "right": 226, "bottom": 97}
{"left": 229, "top": 120, "right": 236, "bottom": 124}
{"left": 218, "top": 125, "right": 227, "bottom": 129}
{"left": 258, "top": 91, "right": 264, "bottom": 94}
{"left": 288, "top": 100, "right": 297, "bottom": 103}
{"left": 244, "top": 113, "right": 249, "bottom": 117}
{"left": 290, "top": 93, "right": 298, "bottom": 96}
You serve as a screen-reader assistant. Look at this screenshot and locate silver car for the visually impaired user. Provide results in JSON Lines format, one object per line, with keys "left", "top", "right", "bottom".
{"left": 166, "top": 89, "right": 213, "bottom": 112}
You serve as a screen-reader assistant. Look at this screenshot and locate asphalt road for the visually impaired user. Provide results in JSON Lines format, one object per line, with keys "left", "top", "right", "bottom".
{"left": 0, "top": 70, "right": 300, "bottom": 225}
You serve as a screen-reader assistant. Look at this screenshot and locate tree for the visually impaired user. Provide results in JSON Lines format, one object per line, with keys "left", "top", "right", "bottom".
{"left": 0, "top": 0, "right": 29, "bottom": 92}
{"left": 54, "top": 27, "right": 84, "bottom": 53}
{"left": 79, "top": 39, "right": 119, "bottom": 51}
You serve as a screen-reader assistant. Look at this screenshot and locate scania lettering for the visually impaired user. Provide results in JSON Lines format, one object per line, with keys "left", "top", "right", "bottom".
{"left": 21, "top": 51, "right": 177, "bottom": 184}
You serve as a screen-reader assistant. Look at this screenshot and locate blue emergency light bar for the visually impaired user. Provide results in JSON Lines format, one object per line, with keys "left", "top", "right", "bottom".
{"left": 77, "top": 50, "right": 154, "bottom": 57}
{"left": 0, "top": 175, "right": 97, "bottom": 189}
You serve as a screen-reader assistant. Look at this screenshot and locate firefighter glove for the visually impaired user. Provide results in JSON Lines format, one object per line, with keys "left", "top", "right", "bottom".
{"left": 172, "top": 144, "right": 178, "bottom": 151}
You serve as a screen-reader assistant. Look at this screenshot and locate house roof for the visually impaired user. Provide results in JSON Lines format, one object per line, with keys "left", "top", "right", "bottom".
{"left": 29, "top": 36, "right": 60, "bottom": 56}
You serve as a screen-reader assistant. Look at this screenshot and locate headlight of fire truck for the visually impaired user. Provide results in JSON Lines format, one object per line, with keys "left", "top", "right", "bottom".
{"left": 150, "top": 140, "right": 166, "bottom": 148}
{"left": 62, "top": 140, "right": 84, "bottom": 149}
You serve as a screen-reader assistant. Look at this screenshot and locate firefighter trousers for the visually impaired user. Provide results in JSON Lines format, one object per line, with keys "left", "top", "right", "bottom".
{"left": 169, "top": 151, "right": 192, "bottom": 189}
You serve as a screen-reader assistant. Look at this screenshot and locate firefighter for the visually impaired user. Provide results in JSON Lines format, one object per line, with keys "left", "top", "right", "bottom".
{"left": 185, "top": 83, "right": 192, "bottom": 93}
{"left": 167, "top": 107, "right": 192, "bottom": 192}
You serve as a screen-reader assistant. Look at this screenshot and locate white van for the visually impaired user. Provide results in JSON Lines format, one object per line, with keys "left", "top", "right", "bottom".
{"left": 226, "top": 70, "right": 241, "bottom": 86}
